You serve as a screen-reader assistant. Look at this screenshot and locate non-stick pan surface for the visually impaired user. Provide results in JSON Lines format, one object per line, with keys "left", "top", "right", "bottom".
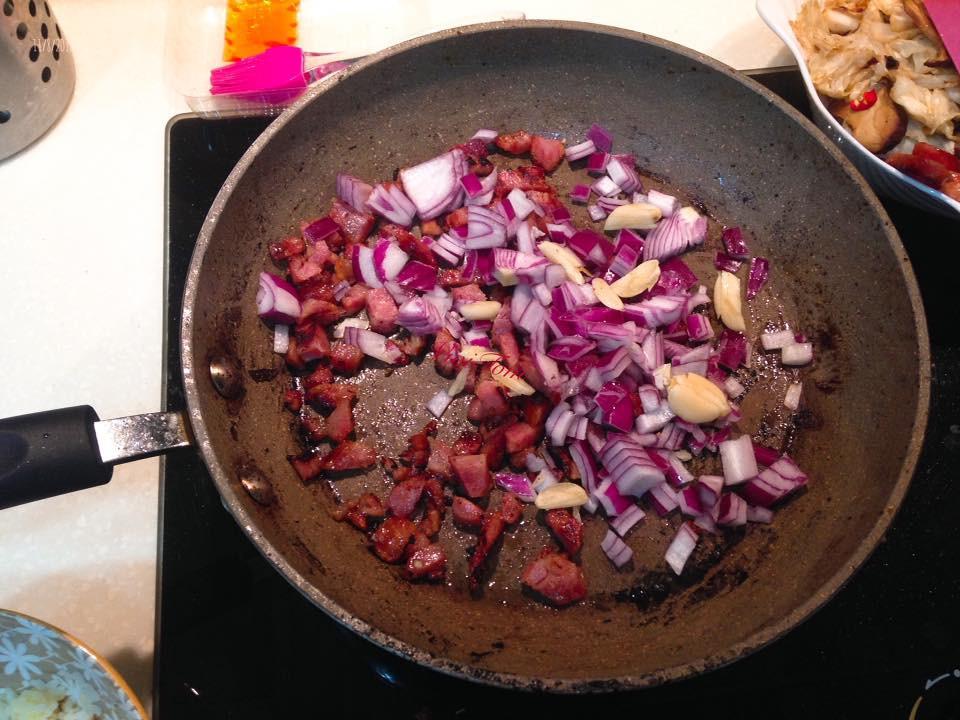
{"left": 181, "top": 21, "right": 929, "bottom": 691}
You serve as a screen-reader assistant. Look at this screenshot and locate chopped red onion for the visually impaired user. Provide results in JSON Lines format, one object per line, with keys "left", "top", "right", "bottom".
{"left": 546, "top": 222, "right": 574, "bottom": 241}
{"left": 398, "top": 149, "right": 464, "bottom": 219}
{"left": 586, "top": 151, "right": 610, "bottom": 175}
{"left": 342, "top": 327, "right": 404, "bottom": 364}
{"left": 678, "top": 486, "right": 703, "bottom": 516}
{"left": 587, "top": 204, "right": 607, "bottom": 221}
{"left": 717, "top": 329, "right": 749, "bottom": 370}
{"left": 642, "top": 207, "right": 707, "bottom": 262}
{"left": 273, "top": 324, "right": 290, "bottom": 354}
{"left": 470, "top": 128, "right": 498, "bottom": 143}
{"left": 601, "top": 529, "right": 634, "bottom": 568}
{"left": 747, "top": 256, "right": 770, "bottom": 299}
{"left": 770, "top": 455, "right": 808, "bottom": 484}
{"left": 717, "top": 492, "right": 748, "bottom": 526}
{"left": 351, "top": 244, "right": 383, "bottom": 288}
{"left": 427, "top": 389, "right": 453, "bottom": 418}
{"left": 373, "top": 239, "right": 410, "bottom": 282}
{"left": 257, "top": 272, "right": 301, "bottom": 324}
{"left": 747, "top": 505, "right": 774, "bottom": 523}
{"left": 366, "top": 183, "right": 417, "bottom": 227}
{"left": 606, "top": 156, "right": 640, "bottom": 194}
{"left": 586, "top": 123, "right": 613, "bottom": 152}
{"left": 336, "top": 173, "right": 373, "bottom": 213}
{"left": 781, "top": 342, "right": 813, "bottom": 366}
{"left": 723, "top": 376, "right": 746, "bottom": 397}
{"left": 569, "top": 440, "right": 600, "bottom": 494}
{"left": 396, "top": 296, "right": 444, "bottom": 335}
{"left": 600, "top": 435, "right": 665, "bottom": 497}
{"left": 697, "top": 474, "right": 724, "bottom": 508}
{"left": 568, "top": 184, "right": 591, "bottom": 205}
{"left": 592, "top": 176, "right": 621, "bottom": 197}
{"left": 623, "top": 295, "right": 686, "bottom": 328}
{"left": 610, "top": 504, "right": 645, "bottom": 536}
{"left": 395, "top": 260, "right": 438, "bottom": 292}
{"left": 665, "top": 522, "right": 699, "bottom": 575}
{"left": 302, "top": 217, "right": 340, "bottom": 245}
{"left": 784, "top": 382, "right": 802, "bottom": 410}
{"left": 592, "top": 476, "right": 633, "bottom": 516}
{"left": 645, "top": 189, "right": 680, "bottom": 217}
{"left": 761, "top": 329, "right": 795, "bottom": 350}
{"left": 495, "top": 472, "right": 537, "bottom": 502}
{"left": 714, "top": 251, "right": 743, "bottom": 273}
{"left": 647, "top": 482, "right": 679, "bottom": 516}
{"left": 721, "top": 226, "right": 750, "bottom": 259}
{"left": 597, "top": 195, "right": 629, "bottom": 213}
{"left": 565, "top": 139, "right": 597, "bottom": 162}
{"left": 719, "top": 435, "right": 759, "bottom": 486}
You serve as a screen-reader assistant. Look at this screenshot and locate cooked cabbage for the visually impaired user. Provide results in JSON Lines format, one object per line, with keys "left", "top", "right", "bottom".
{"left": 793, "top": 0, "right": 959, "bottom": 144}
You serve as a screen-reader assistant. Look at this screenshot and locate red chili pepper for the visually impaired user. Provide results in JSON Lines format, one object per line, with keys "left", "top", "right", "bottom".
{"left": 850, "top": 89, "right": 878, "bottom": 111}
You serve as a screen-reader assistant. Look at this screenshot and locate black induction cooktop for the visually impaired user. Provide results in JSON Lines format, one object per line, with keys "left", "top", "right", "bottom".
{"left": 157, "top": 71, "right": 960, "bottom": 719}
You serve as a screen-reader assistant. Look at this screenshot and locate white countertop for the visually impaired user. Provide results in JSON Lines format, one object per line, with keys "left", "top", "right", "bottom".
{"left": 0, "top": 0, "right": 792, "bottom": 712}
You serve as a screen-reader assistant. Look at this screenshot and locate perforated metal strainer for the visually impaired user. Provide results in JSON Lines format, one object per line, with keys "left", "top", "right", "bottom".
{"left": 0, "top": 0, "right": 74, "bottom": 160}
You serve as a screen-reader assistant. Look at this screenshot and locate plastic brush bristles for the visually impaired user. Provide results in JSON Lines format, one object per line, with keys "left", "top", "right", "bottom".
{"left": 210, "top": 45, "right": 307, "bottom": 94}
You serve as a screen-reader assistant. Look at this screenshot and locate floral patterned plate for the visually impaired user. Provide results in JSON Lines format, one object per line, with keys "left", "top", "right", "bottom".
{"left": 0, "top": 609, "right": 146, "bottom": 720}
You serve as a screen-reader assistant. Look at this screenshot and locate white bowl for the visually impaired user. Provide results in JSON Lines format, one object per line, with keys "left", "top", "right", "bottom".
{"left": 757, "top": 0, "right": 960, "bottom": 219}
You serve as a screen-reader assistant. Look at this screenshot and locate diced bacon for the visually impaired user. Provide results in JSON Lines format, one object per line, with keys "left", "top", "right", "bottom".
{"left": 495, "top": 166, "right": 551, "bottom": 198}
{"left": 495, "top": 130, "right": 533, "bottom": 155}
{"left": 269, "top": 236, "right": 305, "bottom": 261}
{"left": 518, "top": 350, "right": 551, "bottom": 397}
{"left": 387, "top": 478, "right": 426, "bottom": 519}
{"left": 500, "top": 493, "right": 523, "bottom": 525}
{"left": 419, "top": 478, "right": 444, "bottom": 537}
{"left": 450, "top": 453, "right": 492, "bottom": 498}
{"left": 332, "top": 254, "right": 354, "bottom": 282}
{"left": 371, "top": 517, "right": 418, "bottom": 563}
{"left": 366, "top": 287, "right": 398, "bottom": 334}
{"left": 380, "top": 223, "right": 436, "bottom": 267}
{"left": 329, "top": 342, "right": 364, "bottom": 374}
{"left": 302, "top": 218, "right": 345, "bottom": 250}
{"left": 457, "top": 138, "right": 490, "bottom": 161}
{"left": 296, "top": 276, "right": 337, "bottom": 302}
{"left": 289, "top": 452, "right": 324, "bottom": 482}
{"left": 329, "top": 199, "right": 375, "bottom": 244}
{"left": 504, "top": 422, "right": 537, "bottom": 453}
{"left": 509, "top": 447, "right": 534, "bottom": 469}
{"left": 402, "top": 543, "right": 447, "bottom": 581}
{"left": 295, "top": 321, "right": 331, "bottom": 362}
{"left": 491, "top": 300, "right": 520, "bottom": 369}
{"left": 446, "top": 207, "right": 469, "bottom": 229}
{"left": 305, "top": 382, "right": 356, "bottom": 408}
{"left": 531, "top": 135, "right": 565, "bottom": 172}
{"left": 438, "top": 269, "right": 471, "bottom": 288}
{"left": 452, "top": 496, "right": 484, "bottom": 528}
{"left": 480, "top": 424, "right": 507, "bottom": 470}
{"left": 288, "top": 255, "right": 324, "bottom": 284}
{"left": 394, "top": 332, "right": 427, "bottom": 358}
{"left": 520, "top": 550, "right": 587, "bottom": 607}
{"left": 300, "top": 299, "right": 344, "bottom": 326}
{"left": 302, "top": 365, "right": 334, "bottom": 389}
{"left": 318, "top": 440, "right": 376, "bottom": 472}
{"left": 299, "top": 407, "right": 328, "bottom": 442}
{"left": 451, "top": 431, "right": 483, "bottom": 457}
{"left": 452, "top": 283, "right": 487, "bottom": 307}
{"left": 283, "top": 388, "right": 303, "bottom": 413}
{"left": 306, "top": 238, "right": 332, "bottom": 268}
{"left": 426, "top": 441, "right": 452, "bottom": 478}
{"left": 326, "top": 400, "right": 354, "bottom": 442}
{"left": 400, "top": 420, "right": 437, "bottom": 469}
{"left": 336, "top": 492, "right": 385, "bottom": 531}
{"left": 475, "top": 380, "right": 508, "bottom": 419}
{"left": 420, "top": 219, "right": 443, "bottom": 236}
{"left": 340, "top": 283, "right": 368, "bottom": 315}
{"left": 433, "top": 328, "right": 462, "bottom": 378}
{"left": 545, "top": 509, "right": 584, "bottom": 556}
{"left": 525, "top": 190, "right": 563, "bottom": 212}
{"left": 469, "top": 511, "right": 506, "bottom": 591}
{"left": 285, "top": 336, "right": 305, "bottom": 370}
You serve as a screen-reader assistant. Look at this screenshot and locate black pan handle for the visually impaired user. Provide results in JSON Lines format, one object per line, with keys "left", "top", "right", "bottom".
{"left": 0, "top": 405, "right": 192, "bottom": 510}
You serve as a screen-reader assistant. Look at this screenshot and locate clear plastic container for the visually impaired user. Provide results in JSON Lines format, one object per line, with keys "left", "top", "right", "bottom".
{"left": 164, "top": 0, "right": 525, "bottom": 117}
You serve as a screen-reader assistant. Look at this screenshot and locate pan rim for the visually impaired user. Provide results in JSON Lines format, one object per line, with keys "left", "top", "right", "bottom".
{"left": 180, "top": 19, "right": 931, "bottom": 692}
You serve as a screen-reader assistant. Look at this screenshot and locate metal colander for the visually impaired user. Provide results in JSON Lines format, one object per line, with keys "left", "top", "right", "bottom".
{"left": 0, "top": 0, "right": 74, "bottom": 160}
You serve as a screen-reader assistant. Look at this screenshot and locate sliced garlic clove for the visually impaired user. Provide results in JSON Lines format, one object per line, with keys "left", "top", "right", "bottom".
{"left": 459, "top": 300, "right": 502, "bottom": 321}
{"left": 591, "top": 277, "right": 625, "bottom": 310}
{"left": 667, "top": 373, "right": 731, "bottom": 423}
{"left": 459, "top": 344, "right": 504, "bottom": 363}
{"left": 534, "top": 482, "right": 589, "bottom": 510}
{"left": 714, "top": 270, "right": 746, "bottom": 332}
{"left": 608, "top": 259, "right": 661, "bottom": 298}
{"left": 489, "top": 362, "right": 535, "bottom": 396}
{"left": 603, "top": 203, "right": 662, "bottom": 231}
{"left": 539, "top": 241, "right": 585, "bottom": 285}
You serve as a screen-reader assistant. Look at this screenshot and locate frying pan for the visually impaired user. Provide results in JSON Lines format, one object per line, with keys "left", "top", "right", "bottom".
{"left": 0, "top": 21, "right": 929, "bottom": 691}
